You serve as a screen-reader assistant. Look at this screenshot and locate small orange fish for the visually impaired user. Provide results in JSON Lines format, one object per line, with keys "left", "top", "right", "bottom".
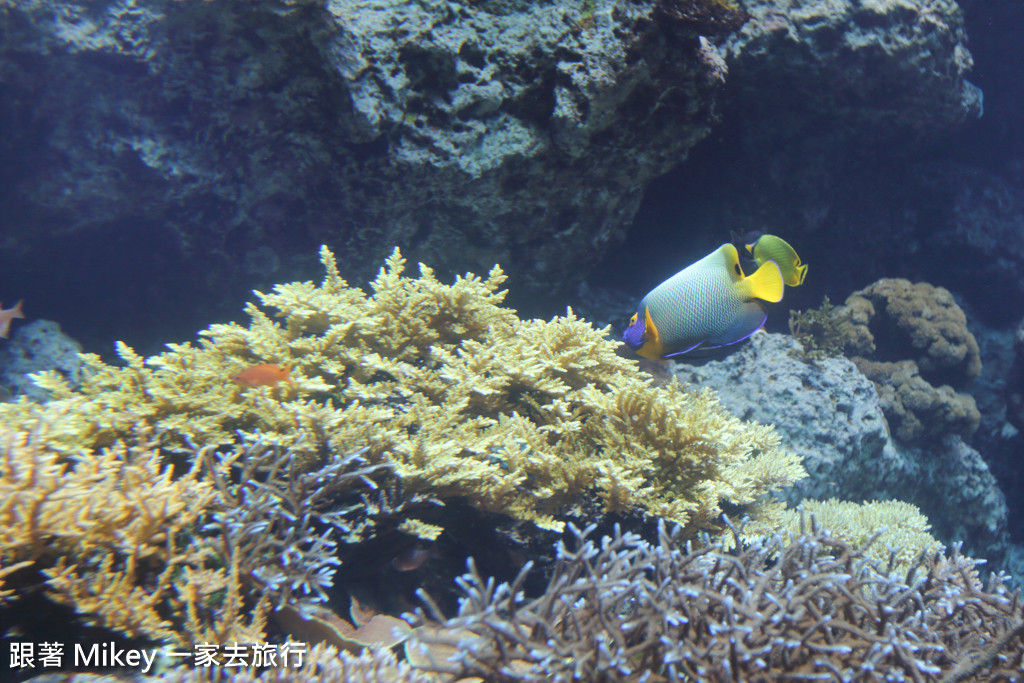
{"left": 391, "top": 544, "right": 437, "bottom": 572}
{"left": 0, "top": 300, "right": 24, "bottom": 339}
{"left": 232, "top": 363, "right": 292, "bottom": 388}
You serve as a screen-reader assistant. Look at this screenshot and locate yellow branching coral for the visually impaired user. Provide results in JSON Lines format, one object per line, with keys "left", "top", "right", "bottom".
{"left": 0, "top": 423, "right": 211, "bottom": 566}
{"left": 0, "top": 420, "right": 219, "bottom": 644}
{"left": 781, "top": 498, "right": 942, "bottom": 572}
{"left": 0, "top": 247, "right": 804, "bottom": 541}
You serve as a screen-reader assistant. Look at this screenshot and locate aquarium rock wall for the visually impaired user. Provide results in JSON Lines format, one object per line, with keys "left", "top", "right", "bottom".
{"left": 0, "top": 0, "right": 980, "bottom": 347}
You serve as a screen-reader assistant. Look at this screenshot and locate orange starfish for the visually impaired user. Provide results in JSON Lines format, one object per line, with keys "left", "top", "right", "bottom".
{"left": 0, "top": 301, "right": 24, "bottom": 339}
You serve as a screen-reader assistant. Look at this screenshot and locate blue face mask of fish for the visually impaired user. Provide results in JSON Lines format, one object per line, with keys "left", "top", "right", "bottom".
{"left": 622, "top": 309, "right": 655, "bottom": 352}
{"left": 622, "top": 243, "right": 785, "bottom": 360}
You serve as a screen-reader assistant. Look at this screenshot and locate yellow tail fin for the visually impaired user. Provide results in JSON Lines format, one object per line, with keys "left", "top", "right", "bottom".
{"left": 744, "top": 261, "right": 784, "bottom": 303}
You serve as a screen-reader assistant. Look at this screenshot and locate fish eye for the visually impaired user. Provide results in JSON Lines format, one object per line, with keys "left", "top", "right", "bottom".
{"left": 629, "top": 313, "right": 638, "bottom": 325}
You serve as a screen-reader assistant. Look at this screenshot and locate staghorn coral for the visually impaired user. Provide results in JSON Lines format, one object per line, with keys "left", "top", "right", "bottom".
{"left": 200, "top": 435, "right": 432, "bottom": 616}
{"left": 408, "top": 521, "right": 1024, "bottom": 682}
{"left": 841, "top": 279, "right": 981, "bottom": 444}
{"left": 0, "top": 247, "right": 804, "bottom": 538}
{"left": 0, "top": 418, "right": 226, "bottom": 645}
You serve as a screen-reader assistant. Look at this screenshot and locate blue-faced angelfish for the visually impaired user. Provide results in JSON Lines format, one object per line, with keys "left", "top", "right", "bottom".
{"left": 746, "top": 234, "right": 807, "bottom": 286}
{"left": 622, "top": 243, "right": 784, "bottom": 360}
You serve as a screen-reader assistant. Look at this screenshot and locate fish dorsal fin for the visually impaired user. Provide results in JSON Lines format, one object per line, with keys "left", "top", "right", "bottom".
{"left": 741, "top": 260, "right": 784, "bottom": 303}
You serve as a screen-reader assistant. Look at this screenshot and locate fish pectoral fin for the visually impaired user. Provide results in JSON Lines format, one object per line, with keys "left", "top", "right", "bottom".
{"left": 795, "top": 263, "right": 808, "bottom": 286}
{"left": 706, "top": 302, "right": 767, "bottom": 348}
{"left": 743, "top": 260, "right": 785, "bottom": 303}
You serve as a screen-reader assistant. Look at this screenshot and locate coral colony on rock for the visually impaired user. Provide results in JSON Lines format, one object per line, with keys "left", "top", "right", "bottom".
{"left": 4, "top": 0, "right": 1024, "bottom": 680}
{"left": 0, "top": 248, "right": 1022, "bottom": 681}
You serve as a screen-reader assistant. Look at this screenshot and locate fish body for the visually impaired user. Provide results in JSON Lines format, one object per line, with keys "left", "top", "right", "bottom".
{"left": 746, "top": 235, "right": 807, "bottom": 286}
{"left": 232, "top": 363, "right": 292, "bottom": 388}
{"left": 391, "top": 544, "right": 436, "bottom": 572}
{"left": 0, "top": 300, "right": 24, "bottom": 339}
{"left": 622, "top": 244, "right": 784, "bottom": 359}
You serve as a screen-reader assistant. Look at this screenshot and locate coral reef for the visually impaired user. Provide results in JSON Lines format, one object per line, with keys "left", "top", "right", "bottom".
{"left": 781, "top": 498, "right": 941, "bottom": 571}
{"left": 842, "top": 278, "right": 981, "bottom": 444}
{"left": 408, "top": 521, "right": 1024, "bottom": 682}
{"left": 0, "top": 248, "right": 804, "bottom": 537}
{"left": 0, "top": 247, "right": 805, "bottom": 648}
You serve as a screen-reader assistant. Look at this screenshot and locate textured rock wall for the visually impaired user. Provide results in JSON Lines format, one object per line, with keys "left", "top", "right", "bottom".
{"left": 670, "top": 332, "right": 1010, "bottom": 564}
{"left": 0, "top": 0, "right": 981, "bottom": 348}
{"left": 726, "top": 0, "right": 979, "bottom": 137}
{"left": 0, "top": 320, "right": 83, "bottom": 403}
{"left": 316, "top": 0, "right": 731, "bottom": 294}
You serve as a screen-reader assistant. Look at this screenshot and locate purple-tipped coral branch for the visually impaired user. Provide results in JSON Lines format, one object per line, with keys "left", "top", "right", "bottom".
{"left": 409, "top": 521, "right": 1024, "bottom": 681}
{"left": 202, "top": 436, "right": 391, "bottom": 613}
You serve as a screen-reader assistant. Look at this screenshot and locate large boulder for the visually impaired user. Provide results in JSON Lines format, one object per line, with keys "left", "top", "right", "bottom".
{"left": 670, "top": 331, "right": 1010, "bottom": 564}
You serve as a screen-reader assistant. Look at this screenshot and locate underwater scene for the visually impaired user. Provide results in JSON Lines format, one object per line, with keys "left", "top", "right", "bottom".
{"left": 1, "top": 0, "right": 1023, "bottom": 680}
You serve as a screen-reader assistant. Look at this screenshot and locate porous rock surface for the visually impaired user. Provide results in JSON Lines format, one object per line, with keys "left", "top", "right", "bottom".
{"left": 725, "top": 0, "right": 980, "bottom": 138}
{"left": 671, "top": 331, "right": 1009, "bottom": 562}
{"left": 0, "top": 0, "right": 979, "bottom": 341}
{"left": 1, "top": 0, "right": 728, "bottom": 307}
{"left": 0, "top": 320, "right": 84, "bottom": 403}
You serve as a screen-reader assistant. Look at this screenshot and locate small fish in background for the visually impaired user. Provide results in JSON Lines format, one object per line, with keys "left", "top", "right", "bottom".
{"left": 391, "top": 543, "right": 437, "bottom": 572}
{"left": 746, "top": 234, "right": 807, "bottom": 286}
{"left": 232, "top": 363, "right": 293, "bottom": 388}
{"left": 0, "top": 300, "right": 24, "bottom": 339}
{"left": 622, "top": 243, "right": 784, "bottom": 360}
